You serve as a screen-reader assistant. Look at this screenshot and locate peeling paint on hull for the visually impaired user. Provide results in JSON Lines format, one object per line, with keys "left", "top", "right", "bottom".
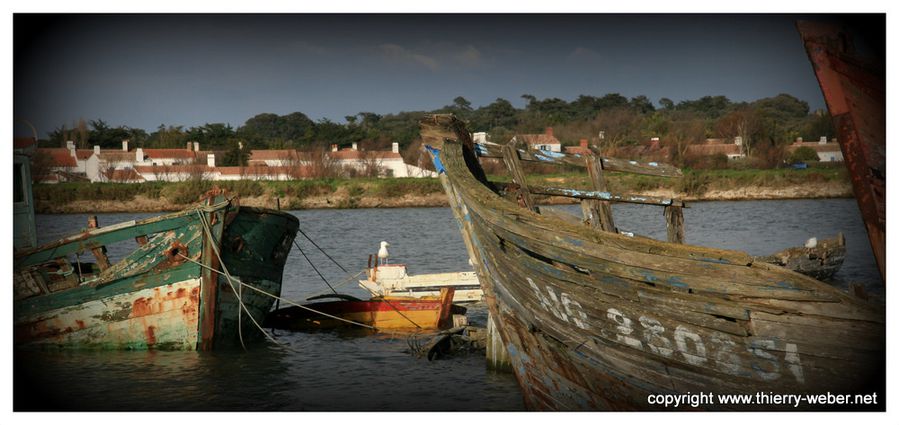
{"left": 14, "top": 197, "right": 299, "bottom": 351}
{"left": 15, "top": 279, "right": 202, "bottom": 350}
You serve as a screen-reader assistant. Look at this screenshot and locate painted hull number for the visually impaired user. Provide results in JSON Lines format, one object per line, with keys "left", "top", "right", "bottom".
{"left": 526, "top": 279, "right": 804, "bottom": 384}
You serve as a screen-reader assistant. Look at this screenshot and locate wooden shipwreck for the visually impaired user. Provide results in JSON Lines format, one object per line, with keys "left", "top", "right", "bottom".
{"left": 13, "top": 191, "right": 299, "bottom": 350}
{"left": 420, "top": 114, "right": 884, "bottom": 410}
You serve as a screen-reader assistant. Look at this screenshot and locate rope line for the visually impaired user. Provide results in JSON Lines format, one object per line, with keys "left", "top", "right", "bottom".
{"left": 178, "top": 253, "right": 378, "bottom": 331}
{"left": 292, "top": 239, "right": 338, "bottom": 294}
{"left": 297, "top": 227, "right": 349, "bottom": 273}
{"left": 293, "top": 230, "right": 422, "bottom": 329}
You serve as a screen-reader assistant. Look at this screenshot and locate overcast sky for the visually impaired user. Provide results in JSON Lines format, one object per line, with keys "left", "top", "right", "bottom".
{"left": 14, "top": 14, "right": 857, "bottom": 138}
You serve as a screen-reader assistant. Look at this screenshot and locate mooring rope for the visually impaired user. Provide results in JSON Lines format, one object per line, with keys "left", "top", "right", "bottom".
{"left": 195, "top": 209, "right": 252, "bottom": 349}
{"left": 293, "top": 229, "right": 422, "bottom": 330}
{"left": 297, "top": 227, "right": 350, "bottom": 273}
{"left": 180, "top": 254, "right": 378, "bottom": 331}
{"left": 292, "top": 239, "right": 338, "bottom": 294}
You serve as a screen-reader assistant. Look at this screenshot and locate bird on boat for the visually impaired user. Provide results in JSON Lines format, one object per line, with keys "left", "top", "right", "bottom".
{"left": 805, "top": 237, "right": 818, "bottom": 249}
{"left": 378, "top": 241, "right": 390, "bottom": 265}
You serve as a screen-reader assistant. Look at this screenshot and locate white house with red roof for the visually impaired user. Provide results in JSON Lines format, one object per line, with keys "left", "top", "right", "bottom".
{"left": 512, "top": 127, "right": 562, "bottom": 152}
{"left": 786, "top": 137, "right": 844, "bottom": 162}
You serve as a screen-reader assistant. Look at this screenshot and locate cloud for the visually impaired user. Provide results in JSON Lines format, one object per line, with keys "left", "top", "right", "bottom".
{"left": 454, "top": 45, "right": 484, "bottom": 67}
{"left": 567, "top": 47, "right": 603, "bottom": 63}
{"left": 379, "top": 43, "right": 439, "bottom": 71}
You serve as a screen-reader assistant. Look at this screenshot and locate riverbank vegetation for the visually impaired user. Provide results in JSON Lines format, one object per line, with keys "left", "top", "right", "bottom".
{"left": 33, "top": 167, "right": 852, "bottom": 214}
{"left": 40, "top": 92, "right": 833, "bottom": 169}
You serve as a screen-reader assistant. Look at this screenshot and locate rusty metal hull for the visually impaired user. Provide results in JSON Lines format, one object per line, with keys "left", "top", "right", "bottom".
{"left": 797, "top": 20, "right": 885, "bottom": 282}
{"left": 13, "top": 199, "right": 299, "bottom": 350}
{"left": 421, "top": 115, "right": 884, "bottom": 411}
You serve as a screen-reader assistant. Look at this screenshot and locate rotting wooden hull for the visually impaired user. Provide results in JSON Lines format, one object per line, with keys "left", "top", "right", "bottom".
{"left": 421, "top": 115, "right": 885, "bottom": 411}
{"left": 13, "top": 199, "right": 299, "bottom": 350}
{"left": 798, "top": 21, "right": 885, "bottom": 282}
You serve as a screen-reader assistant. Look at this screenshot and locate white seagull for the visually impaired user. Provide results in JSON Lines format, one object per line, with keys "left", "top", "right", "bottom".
{"left": 805, "top": 237, "right": 818, "bottom": 249}
{"left": 378, "top": 241, "right": 390, "bottom": 265}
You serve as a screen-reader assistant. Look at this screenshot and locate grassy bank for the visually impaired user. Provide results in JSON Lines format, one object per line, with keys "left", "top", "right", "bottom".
{"left": 33, "top": 167, "right": 852, "bottom": 214}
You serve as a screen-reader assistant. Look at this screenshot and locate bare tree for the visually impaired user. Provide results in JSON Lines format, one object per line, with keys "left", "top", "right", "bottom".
{"left": 716, "top": 107, "right": 759, "bottom": 158}
{"left": 306, "top": 145, "right": 339, "bottom": 178}
{"left": 359, "top": 150, "right": 385, "bottom": 178}
{"left": 663, "top": 114, "right": 706, "bottom": 166}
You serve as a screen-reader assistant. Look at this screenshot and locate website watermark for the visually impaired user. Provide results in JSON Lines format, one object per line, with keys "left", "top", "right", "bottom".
{"left": 646, "top": 392, "right": 879, "bottom": 408}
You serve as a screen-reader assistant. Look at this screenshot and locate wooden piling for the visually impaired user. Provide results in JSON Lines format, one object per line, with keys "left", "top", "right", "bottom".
{"left": 486, "top": 313, "right": 512, "bottom": 372}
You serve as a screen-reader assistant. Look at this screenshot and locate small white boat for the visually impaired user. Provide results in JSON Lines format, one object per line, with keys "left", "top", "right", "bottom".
{"left": 359, "top": 263, "right": 483, "bottom": 303}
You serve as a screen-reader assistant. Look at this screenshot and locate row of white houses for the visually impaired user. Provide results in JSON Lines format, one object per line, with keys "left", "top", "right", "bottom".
{"left": 33, "top": 140, "right": 436, "bottom": 183}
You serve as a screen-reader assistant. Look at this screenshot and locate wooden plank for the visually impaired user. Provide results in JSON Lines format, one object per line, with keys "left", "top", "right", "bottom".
{"left": 86, "top": 216, "right": 111, "bottom": 271}
{"left": 474, "top": 142, "right": 683, "bottom": 177}
{"left": 495, "top": 182, "right": 686, "bottom": 208}
{"left": 664, "top": 205, "right": 685, "bottom": 244}
{"left": 584, "top": 149, "right": 616, "bottom": 232}
{"left": 501, "top": 141, "right": 538, "bottom": 212}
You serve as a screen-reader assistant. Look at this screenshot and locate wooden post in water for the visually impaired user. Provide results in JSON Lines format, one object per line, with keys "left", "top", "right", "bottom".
{"left": 86, "top": 216, "right": 111, "bottom": 270}
{"left": 664, "top": 205, "right": 685, "bottom": 244}
{"left": 486, "top": 313, "right": 513, "bottom": 372}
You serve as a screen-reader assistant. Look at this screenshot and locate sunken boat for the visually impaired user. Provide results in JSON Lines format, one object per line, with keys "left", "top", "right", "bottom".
{"left": 420, "top": 114, "right": 884, "bottom": 410}
{"left": 13, "top": 190, "right": 299, "bottom": 350}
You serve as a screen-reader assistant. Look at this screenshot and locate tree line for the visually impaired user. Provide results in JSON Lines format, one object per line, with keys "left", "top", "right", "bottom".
{"left": 43, "top": 92, "right": 835, "bottom": 168}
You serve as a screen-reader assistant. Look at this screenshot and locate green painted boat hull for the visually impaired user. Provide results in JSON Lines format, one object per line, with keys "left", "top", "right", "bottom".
{"left": 13, "top": 198, "right": 299, "bottom": 350}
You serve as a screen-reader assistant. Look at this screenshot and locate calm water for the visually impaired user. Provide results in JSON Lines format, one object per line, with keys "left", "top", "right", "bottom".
{"left": 15, "top": 199, "right": 880, "bottom": 411}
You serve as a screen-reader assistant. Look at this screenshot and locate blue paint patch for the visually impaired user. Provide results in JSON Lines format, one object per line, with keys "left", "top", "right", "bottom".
{"left": 641, "top": 272, "right": 658, "bottom": 283}
{"left": 666, "top": 275, "right": 689, "bottom": 288}
{"left": 648, "top": 162, "right": 659, "bottom": 167}
{"left": 424, "top": 145, "right": 446, "bottom": 174}
{"left": 775, "top": 281, "right": 797, "bottom": 290}
{"left": 696, "top": 257, "right": 731, "bottom": 265}
{"left": 474, "top": 143, "right": 489, "bottom": 156}
{"left": 541, "top": 151, "right": 566, "bottom": 158}
{"left": 566, "top": 237, "right": 584, "bottom": 247}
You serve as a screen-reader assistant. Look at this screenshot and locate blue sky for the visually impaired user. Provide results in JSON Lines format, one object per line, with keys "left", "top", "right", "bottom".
{"left": 14, "top": 14, "right": 848, "bottom": 137}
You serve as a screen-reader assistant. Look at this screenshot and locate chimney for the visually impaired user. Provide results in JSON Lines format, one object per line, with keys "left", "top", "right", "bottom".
{"left": 545, "top": 127, "right": 554, "bottom": 138}
{"left": 331, "top": 144, "right": 338, "bottom": 152}
{"left": 207, "top": 153, "right": 216, "bottom": 168}
{"left": 734, "top": 136, "right": 743, "bottom": 146}
{"left": 193, "top": 142, "right": 199, "bottom": 152}
{"left": 819, "top": 136, "right": 827, "bottom": 144}
{"left": 66, "top": 140, "right": 75, "bottom": 150}
{"left": 352, "top": 142, "right": 358, "bottom": 151}
{"left": 392, "top": 142, "right": 399, "bottom": 153}
{"left": 187, "top": 142, "right": 192, "bottom": 151}
{"left": 135, "top": 147, "right": 144, "bottom": 162}
{"left": 93, "top": 145, "right": 101, "bottom": 155}
{"left": 579, "top": 139, "right": 588, "bottom": 148}
{"left": 796, "top": 137, "right": 803, "bottom": 143}
{"left": 122, "top": 139, "right": 129, "bottom": 152}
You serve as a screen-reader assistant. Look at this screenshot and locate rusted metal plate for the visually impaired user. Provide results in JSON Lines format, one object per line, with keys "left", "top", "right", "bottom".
{"left": 15, "top": 279, "right": 202, "bottom": 350}
{"left": 797, "top": 20, "right": 885, "bottom": 282}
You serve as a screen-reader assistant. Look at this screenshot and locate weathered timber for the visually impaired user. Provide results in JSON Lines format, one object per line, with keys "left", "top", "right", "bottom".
{"left": 420, "top": 114, "right": 884, "bottom": 411}
{"left": 755, "top": 233, "right": 845, "bottom": 281}
{"left": 664, "top": 205, "right": 685, "bottom": 244}
{"left": 494, "top": 183, "right": 686, "bottom": 207}
{"left": 474, "top": 142, "right": 683, "bottom": 177}
{"left": 501, "top": 140, "right": 538, "bottom": 212}
{"left": 798, "top": 21, "right": 885, "bottom": 283}
{"left": 584, "top": 149, "right": 615, "bottom": 232}
{"left": 86, "top": 215, "right": 111, "bottom": 271}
